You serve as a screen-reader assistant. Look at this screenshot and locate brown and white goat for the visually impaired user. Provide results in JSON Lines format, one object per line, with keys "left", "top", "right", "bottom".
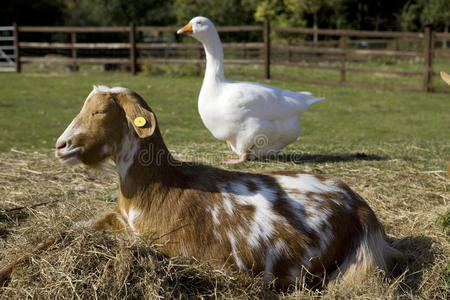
{"left": 55, "top": 86, "right": 400, "bottom": 288}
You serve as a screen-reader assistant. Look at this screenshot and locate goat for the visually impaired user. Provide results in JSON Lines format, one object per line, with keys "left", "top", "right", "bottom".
{"left": 54, "top": 86, "right": 401, "bottom": 288}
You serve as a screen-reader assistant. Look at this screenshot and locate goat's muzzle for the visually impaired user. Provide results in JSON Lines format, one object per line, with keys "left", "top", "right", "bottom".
{"left": 55, "top": 139, "right": 81, "bottom": 164}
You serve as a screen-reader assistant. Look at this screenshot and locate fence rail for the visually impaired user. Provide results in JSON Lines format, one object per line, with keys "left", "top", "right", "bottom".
{"left": 7, "top": 22, "right": 450, "bottom": 92}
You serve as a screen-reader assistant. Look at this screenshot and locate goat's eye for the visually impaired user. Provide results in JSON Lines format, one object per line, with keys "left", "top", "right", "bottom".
{"left": 92, "top": 110, "right": 107, "bottom": 116}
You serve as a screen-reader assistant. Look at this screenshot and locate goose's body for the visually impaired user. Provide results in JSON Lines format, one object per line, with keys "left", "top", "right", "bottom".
{"left": 178, "top": 17, "right": 324, "bottom": 162}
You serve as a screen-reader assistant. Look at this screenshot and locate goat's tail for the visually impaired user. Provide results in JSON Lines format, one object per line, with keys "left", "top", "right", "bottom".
{"left": 330, "top": 229, "right": 403, "bottom": 285}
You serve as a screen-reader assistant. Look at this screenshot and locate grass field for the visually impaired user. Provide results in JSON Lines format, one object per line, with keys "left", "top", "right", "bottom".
{"left": 0, "top": 68, "right": 449, "bottom": 298}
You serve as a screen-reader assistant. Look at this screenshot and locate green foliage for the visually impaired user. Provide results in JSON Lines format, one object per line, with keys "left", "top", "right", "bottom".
{"left": 63, "top": 0, "right": 176, "bottom": 26}
{"left": 2, "top": 0, "right": 66, "bottom": 25}
{"left": 254, "top": 0, "right": 412, "bottom": 32}
{"left": 441, "top": 263, "right": 450, "bottom": 288}
{"left": 400, "top": 0, "right": 450, "bottom": 31}
{"left": 174, "top": 0, "right": 258, "bottom": 25}
{"left": 3, "top": 0, "right": 450, "bottom": 34}
{"left": 254, "top": 0, "right": 306, "bottom": 27}
{"left": 436, "top": 210, "right": 450, "bottom": 236}
{"left": 174, "top": 0, "right": 261, "bottom": 42}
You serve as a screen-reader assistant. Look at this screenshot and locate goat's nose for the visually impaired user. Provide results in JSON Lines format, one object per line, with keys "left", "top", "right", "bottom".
{"left": 56, "top": 140, "right": 68, "bottom": 150}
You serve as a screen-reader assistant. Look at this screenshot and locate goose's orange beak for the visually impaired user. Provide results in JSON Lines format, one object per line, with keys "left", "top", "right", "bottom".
{"left": 177, "top": 22, "right": 193, "bottom": 34}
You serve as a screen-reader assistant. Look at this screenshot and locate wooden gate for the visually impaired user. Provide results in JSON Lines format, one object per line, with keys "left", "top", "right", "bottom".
{"left": 0, "top": 25, "right": 16, "bottom": 72}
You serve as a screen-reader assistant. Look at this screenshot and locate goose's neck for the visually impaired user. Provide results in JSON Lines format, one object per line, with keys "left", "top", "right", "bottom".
{"left": 201, "top": 31, "right": 225, "bottom": 82}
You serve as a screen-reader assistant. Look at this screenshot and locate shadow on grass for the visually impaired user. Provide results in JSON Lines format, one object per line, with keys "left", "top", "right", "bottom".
{"left": 390, "top": 235, "right": 436, "bottom": 296}
{"left": 262, "top": 152, "right": 389, "bottom": 164}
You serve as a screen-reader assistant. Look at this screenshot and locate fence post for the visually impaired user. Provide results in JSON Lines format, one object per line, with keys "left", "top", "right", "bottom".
{"left": 13, "top": 22, "right": 20, "bottom": 73}
{"left": 339, "top": 35, "right": 346, "bottom": 83}
{"left": 288, "top": 40, "right": 292, "bottom": 62}
{"left": 71, "top": 32, "right": 78, "bottom": 72}
{"left": 263, "top": 19, "right": 271, "bottom": 79}
{"left": 129, "top": 23, "right": 136, "bottom": 75}
{"left": 423, "top": 27, "right": 433, "bottom": 92}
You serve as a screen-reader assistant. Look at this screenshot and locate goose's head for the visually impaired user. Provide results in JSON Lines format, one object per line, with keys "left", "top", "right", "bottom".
{"left": 177, "top": 16, "right": 217, "bottom": 42}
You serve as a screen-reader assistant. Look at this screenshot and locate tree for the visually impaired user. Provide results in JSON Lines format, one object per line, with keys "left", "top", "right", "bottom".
{"left": 254, "top": 0, "right": 335, "bottom": 42}
{"left": 1, "top": 0, "right": 65, "bottom": 25}
{"left": 254, "top": 0, "right": 306, "bottom": 27}
{"left": 63, "top": 0, "right": 176, "bottom": 26}
{"left": 400, "top": 0, "right": 450, "bottom": 32}
{"left": 174, "top": 0, "right": 258, "bottom": 25}
{"left": 174, "top": 0, "right": 260, "bottom": 41}
{"left": 284, "top": 0, "right": 326, "bottom": 42}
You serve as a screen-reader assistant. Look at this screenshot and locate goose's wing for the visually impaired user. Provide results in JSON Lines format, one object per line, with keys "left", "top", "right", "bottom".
{"left": 224, "top": 81, "right": 324, "bottom": 121}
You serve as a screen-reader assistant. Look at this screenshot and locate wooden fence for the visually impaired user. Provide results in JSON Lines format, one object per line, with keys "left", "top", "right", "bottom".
{"left": 9, "top": 22, "right": 450, "bottom": 93}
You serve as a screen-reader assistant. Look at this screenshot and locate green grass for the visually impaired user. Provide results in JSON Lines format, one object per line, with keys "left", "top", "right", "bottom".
{"left": 436, "top": 210, "right": 450, "bottom": 235}
{"left": 0, "top": 68, "right": 448, "bottom": 161}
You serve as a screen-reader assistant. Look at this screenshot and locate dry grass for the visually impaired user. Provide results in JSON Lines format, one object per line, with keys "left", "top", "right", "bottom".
{"left": 0, "top": 147, "right": 449, "bottom": 299}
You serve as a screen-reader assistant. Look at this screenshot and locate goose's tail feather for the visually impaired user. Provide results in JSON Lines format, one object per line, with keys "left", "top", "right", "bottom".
{"left": 306, "top": 97, "right": 325, "bottom": 106}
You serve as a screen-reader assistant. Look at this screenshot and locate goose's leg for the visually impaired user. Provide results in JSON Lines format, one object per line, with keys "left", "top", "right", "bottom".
{"left": 223, "top": 145, "right": 254, "bottom": 164}
{"left": 223, "top": 151, "right": 250, "bottom": 164}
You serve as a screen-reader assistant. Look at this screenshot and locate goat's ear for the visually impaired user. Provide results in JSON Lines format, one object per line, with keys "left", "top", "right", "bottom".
{"left": 120, "top": 100, "right": 157, "bottom": 139}
{"left": 130, "top": 110, "right": 156, "bottom": 139}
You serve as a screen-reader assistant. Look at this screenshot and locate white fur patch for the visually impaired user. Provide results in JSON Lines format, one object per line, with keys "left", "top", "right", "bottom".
{"left": 275, "top": 174, "right": 347, "bottom": 257}
{"left": 227, "top": 232, "right": 247, "bottom": 271}
{"left": 219, "top": 180, "right": 295, "bottom": 275}
{"left": 275, "top": 174, "right": 352, "bottom": 258}
{"left": 222, "top": 194, "right": 234, "bottom": 215}
{"left": 121, "top": 207, "right": 143, "bottom": 234}
{"left": 277, "top": 174, "right": 344, "bottom": 195}
{"left": 57, "top": 119, "right": 80, "bottom": 145}
{"left": 210, "top": 205, "right": 220, "bottom": 225}
{"left": 219, "top": 180, "right": 280, "bottom": 250}
{"left": 88, "top": 85, "right": 128, "bottom": 99}
{"left": 127, "top": 207, "right": 143, "bottom": 234}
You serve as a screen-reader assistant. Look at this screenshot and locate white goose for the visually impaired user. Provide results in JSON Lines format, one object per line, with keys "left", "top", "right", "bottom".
{"left": 178, "top": 16, "right": 325, "bottom": 163}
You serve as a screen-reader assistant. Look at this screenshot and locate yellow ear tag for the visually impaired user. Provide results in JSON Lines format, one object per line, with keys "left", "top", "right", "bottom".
{"left": 133, "top": 117, "right": 146, "bottom": 127}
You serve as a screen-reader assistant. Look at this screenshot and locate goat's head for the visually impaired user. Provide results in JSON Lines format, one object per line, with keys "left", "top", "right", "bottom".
{"left": 55, "top": 86, "right": 157, "bottom": 166}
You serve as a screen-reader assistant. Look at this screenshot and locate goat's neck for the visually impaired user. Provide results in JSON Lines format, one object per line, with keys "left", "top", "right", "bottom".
{"left": 114, "top": 133, "right": 180, "bottom": 209}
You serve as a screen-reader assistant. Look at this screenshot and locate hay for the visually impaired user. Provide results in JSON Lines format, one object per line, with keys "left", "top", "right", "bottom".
{"left": 0, "top": 148, "right": 448, "bottom": 299}
{"left": 2, "top": 230, "right": 267, "bottom": 299}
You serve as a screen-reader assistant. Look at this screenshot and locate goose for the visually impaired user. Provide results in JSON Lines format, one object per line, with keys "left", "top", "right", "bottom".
{"left": 177, "top": 16, "right": 325, "bottom": 164}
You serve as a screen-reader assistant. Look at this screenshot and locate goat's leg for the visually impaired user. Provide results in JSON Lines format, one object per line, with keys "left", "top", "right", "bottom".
{"left": 88, "top": 212, "right": 127, "bottom": 233}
